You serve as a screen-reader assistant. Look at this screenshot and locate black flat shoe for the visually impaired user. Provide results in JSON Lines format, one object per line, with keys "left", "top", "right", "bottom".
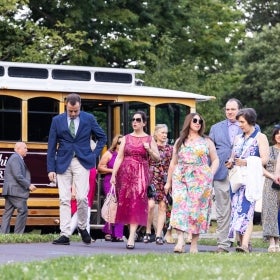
{"left": 78, "top": 227, "right": 91, "bottom": 245}
{"left": 52, "top": 235, "right": 70, "bottom": 245}
{"left": 126, "top": 243, "right": 135, "bottom": 249}
{"left": 111, "top": 237, "right": 124, "bottom": 242}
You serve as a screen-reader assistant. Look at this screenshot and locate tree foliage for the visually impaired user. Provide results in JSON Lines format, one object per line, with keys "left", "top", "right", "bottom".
{"left": 240, "top": 0, "right": 280, "bottom": 32}
{"left": 225, "top": 23, "right": 280, "bottom": 129}
{"left": 0, "top": 0, "right": 250, "bottom": 129}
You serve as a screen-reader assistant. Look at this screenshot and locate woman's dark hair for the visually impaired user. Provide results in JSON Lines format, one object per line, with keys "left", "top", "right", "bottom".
{"left": 272, "top": 127, "right": 280, "bottom": 144}
{"left": 175, "top": 113, "right": 205, "bottom": 152}
{"left": 236, "top": 108, "right": 257, "bottom": 125}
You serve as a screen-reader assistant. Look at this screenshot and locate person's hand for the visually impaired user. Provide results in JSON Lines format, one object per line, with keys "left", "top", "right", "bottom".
{"left": 164, "top": 182, "right": 171, "bottom": 194}
{"left": 48, "top": 172, "right": 56, "bottom": 183}
{"left": 29, "top": 184, "right": 37, "bottom": 192}
{"left": 110, "top": 174, "right": 116, "bottom": 185}
{"left": 143, "top": 142, "right": 150, "bottom": 151}
{"left": 276, "top": 176, "right": 280, "bottom": 184}
{"left": 225, "top": 160, "right": 233, "bottom": 169}
{"left": 234, "top": 157, "right": 247, "bottom": 167}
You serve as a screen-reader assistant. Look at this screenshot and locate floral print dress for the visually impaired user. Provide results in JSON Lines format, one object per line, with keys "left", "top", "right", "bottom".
{"left": 228, "top": 129, "right": 260, "bottom": 238}
{"left": 149, "top": 143, "right": 173, "bottom": 202}
{"left": 170, "top": 137, "right": 213, "bottom": 234}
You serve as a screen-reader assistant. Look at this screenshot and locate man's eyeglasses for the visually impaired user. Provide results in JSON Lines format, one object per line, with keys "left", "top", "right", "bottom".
{"left": 192, "top": 118, "right": 203, "bottom": 125}
{"left": 274, "top": 124, "right": 280, "bottom": 129}
{"left": 132, "top": 118, "right": 142, "bottom": 123}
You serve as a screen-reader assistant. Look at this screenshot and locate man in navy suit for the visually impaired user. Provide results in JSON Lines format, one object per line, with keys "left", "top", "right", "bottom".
{"left": 47, "top": 93, "right": 107, "bottom": 245}
{"left": 1, "top": 142, "right": 37, "bottom": 234}
{"left": 209, "top": 98, "right": 243, "bottom": 252}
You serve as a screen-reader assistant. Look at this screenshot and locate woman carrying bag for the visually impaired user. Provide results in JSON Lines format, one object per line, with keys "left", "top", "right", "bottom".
{"left": 225, "top": 108, "right": 269, "bottom": 253}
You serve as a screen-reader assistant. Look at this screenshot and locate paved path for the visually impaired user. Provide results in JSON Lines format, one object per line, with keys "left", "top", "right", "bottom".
{"left": 0, "top": 237, "right": 266, "bottom": 265}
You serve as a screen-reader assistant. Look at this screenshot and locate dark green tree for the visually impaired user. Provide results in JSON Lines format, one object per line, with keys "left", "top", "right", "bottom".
{"left": 225, "top": 24, "right": 280, "bottom": 130}
{"left": 240, "top": 0, "right": 280, "bottom": 32}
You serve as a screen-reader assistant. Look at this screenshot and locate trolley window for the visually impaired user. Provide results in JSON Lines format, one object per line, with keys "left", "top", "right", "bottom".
{"left": 52, "top": 69, "right": 91, "bottom": 81}
{"left": 94, "top": 72, "right": 132, "bottom": 83}
{"left": 8, "top": 67, "right": 48, "bottom": 79}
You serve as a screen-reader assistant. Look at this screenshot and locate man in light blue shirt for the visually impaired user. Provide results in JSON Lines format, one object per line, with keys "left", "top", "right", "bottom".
{"left": 209, "top": 98, "right": 242, "bottom": 252}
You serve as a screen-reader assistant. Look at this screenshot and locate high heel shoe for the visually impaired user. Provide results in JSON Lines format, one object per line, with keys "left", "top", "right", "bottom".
{"left": 126, "top": 243, "right": 135, "bottom": 250}
{"left": 173, "top": 244, "right": 185, "bottom": 253}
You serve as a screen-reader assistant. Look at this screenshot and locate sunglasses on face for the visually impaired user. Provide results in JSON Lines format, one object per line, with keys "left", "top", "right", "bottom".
{"left": 192, "top": 118, "right": 203, "bottom": 125}
{"left": 117, "top": 141, "right": 121, "bottom": 145}
{"left": 132, "top": 118, "right": 142, "bottom": 123}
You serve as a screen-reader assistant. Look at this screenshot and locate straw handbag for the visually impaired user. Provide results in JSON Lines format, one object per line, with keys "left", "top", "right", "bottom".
{"left": 101, "top": 185, "right": 118, "bottom": 223}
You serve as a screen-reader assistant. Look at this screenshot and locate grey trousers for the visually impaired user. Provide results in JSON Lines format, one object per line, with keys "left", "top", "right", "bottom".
{"left": 213, "top": 178, "right": 232, "bottom": 250}
{"left": 0, "top": 196, "right": 28, "bottom": 234}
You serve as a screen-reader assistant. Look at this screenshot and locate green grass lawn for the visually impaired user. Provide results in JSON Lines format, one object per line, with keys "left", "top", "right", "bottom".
{"left": 0, "top": 252, "right": 278, "bottom": 280}
{"left": 0, "top": 222, "right": 269, "bottom": 279}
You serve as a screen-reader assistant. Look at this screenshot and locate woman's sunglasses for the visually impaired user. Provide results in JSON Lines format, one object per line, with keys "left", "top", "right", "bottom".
{"left": 192, "top": 118, "right": 203, "bottom": 125}
{"left": 132, "top": 118, "right": 142, "bottom": 123}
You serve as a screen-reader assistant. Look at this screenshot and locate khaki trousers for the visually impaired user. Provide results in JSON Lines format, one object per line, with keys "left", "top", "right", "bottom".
{"left": 213, "top": 177, "right": 232, "bottom": 250}
{"left": 57, "top": 158, "right": 89, "bottom": 237}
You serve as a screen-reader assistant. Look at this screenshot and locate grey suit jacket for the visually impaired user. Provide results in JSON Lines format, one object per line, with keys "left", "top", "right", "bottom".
{"left": 2, "top": 152, "right": 31, "bottom": 199}
{"left": 209, "top": 120, "right": 242, "bottom": 181}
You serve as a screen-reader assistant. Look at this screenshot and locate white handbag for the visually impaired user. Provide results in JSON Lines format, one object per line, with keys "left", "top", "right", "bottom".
{"left": 228, "top": 133, "right": 259, "bottom": 193}
{"left": 229, "top": 166, "right": 246, "bottom": 193}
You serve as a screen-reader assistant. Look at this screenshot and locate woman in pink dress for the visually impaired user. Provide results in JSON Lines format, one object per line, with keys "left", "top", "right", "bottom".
{"left": 165, "top": 113, "right": 219, "bottom": 253}
{"left": 110, "top": 111, "right": 160, "bottom": 249}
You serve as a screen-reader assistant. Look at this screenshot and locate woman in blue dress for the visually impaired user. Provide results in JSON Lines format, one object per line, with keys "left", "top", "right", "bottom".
{"left": 225, "top": 108, "right": 269, "bottom": 253}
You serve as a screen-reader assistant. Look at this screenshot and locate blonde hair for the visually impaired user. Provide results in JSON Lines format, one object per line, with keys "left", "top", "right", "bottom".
{"left": 109, "top": 134, "right": 123, "bottom": 152}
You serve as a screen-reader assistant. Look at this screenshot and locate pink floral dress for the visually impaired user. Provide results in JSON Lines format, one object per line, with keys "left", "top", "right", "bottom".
{"left": 170, "top": 137, "right": 213, "bottom": 234}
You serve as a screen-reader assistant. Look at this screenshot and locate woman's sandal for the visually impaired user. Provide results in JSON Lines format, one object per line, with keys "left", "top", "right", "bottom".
{"left": 155, "top": 236, "right": 164, "bottom": 245}
{"left": 268, "top": 245, "right": 276, "bottom": 253}
{"left": 236, "top": 245, "right": 249, "bottom": 253}
{"left": 143, "top": 233, "right": 151, "bottom": 243}
{"left": 174, "top": 244, "right": 185, "bottom": 253}
{"left": 126, "top": 243, "right": 135, "bottom": 249}
{"left": 104, "top": 234, "right": 112, "bottom": 241}
{"left": 111, "top": 237, "right": 124, "bottom": 242}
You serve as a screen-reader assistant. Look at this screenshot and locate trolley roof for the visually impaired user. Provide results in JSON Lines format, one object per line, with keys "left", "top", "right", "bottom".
{"left": 0, "top": 61, "right": 214, "bottom": 101}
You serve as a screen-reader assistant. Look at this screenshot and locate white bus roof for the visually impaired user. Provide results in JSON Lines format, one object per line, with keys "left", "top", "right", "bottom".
{"left": 0, "top": 61, "right": 214, "bottom": 101}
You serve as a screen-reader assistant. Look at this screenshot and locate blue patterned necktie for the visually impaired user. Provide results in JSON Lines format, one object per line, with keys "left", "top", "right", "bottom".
{"left": 69, "top": 119, "right": 75, "bottom": 137}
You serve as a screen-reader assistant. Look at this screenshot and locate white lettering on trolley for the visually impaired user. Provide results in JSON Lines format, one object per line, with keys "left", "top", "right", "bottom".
{"left": 0, "top": 153, "right": 9, "bottom": 181}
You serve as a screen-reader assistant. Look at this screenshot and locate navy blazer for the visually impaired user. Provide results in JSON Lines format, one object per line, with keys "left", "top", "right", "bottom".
{"left": 47, "top": 111, "right": 107, "bottom": 174}
{"left": 209, "top": 120, "right": 242, "bottom": 181}
{"left": 2, "top": 153, "right": 31, "bottom": 199}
